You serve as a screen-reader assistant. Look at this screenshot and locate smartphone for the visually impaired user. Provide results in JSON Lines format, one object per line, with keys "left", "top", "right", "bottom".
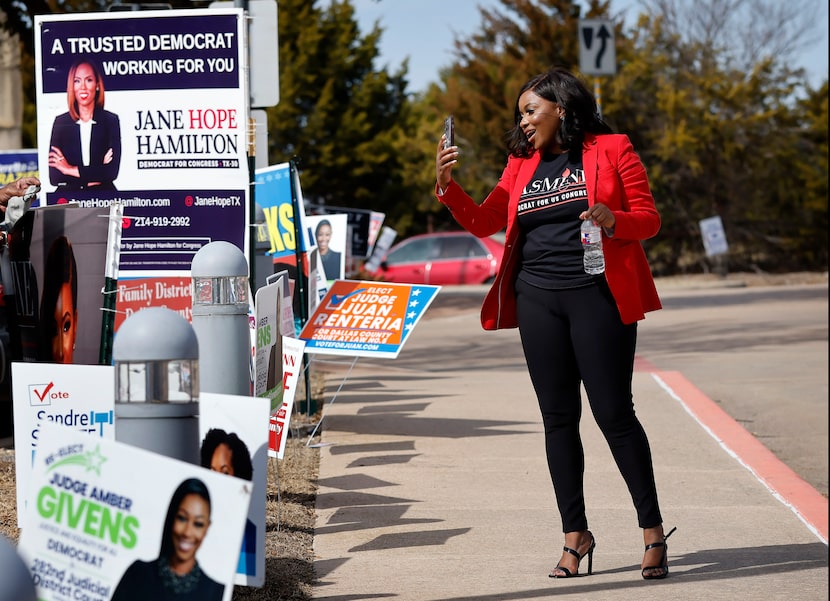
{"left": 443, "top": 115, "right": 454, "bottom": 149}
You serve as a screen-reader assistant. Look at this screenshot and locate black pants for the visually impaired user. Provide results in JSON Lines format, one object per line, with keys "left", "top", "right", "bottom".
{"left": 515, "top": 277, "right": 662, "bottom": 532}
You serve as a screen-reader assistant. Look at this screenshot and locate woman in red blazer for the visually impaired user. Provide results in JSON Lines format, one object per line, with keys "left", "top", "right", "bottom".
{"left": 435, "top": 67, "right": 674, "bottom": 580}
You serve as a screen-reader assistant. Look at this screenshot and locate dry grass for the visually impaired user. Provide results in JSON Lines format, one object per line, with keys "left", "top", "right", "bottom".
{"left": 0, "top": 373, "right": 326, "bottom": 601}
{"left": 233, "top": 433, "right": 320, "bottom": 600}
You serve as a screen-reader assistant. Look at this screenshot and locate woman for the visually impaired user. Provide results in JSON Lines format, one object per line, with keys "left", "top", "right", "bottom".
{"left": 435, "top": 67, "right": 675, "bottom": 580}
{"left": 315, "top": 219, "right": 342, "bottom": 280}
{"left": 200, "top": 429, "right": 257, "bottom": 576}
{"left": 111, "top": 478, "right": 224, "bottom": 600}
{"left": 37, "top": 236, "right": 77, "bottom": 364}
{"left": 48, "top": 57, "right": 121, "bottom": 191}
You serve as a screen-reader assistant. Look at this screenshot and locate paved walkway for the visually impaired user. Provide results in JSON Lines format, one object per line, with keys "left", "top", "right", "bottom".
{"left": 310, "top": 282, "right": 828, "bottom": 601}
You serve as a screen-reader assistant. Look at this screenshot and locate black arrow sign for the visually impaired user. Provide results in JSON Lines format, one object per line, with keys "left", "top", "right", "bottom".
{"left": 595, "top": 25, "right": 611, "bottom": 69}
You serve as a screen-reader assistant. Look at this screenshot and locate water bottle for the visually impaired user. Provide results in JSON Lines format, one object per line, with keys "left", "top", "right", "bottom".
{"left": 580, "top": 219, "right": 605, "bottom": 275}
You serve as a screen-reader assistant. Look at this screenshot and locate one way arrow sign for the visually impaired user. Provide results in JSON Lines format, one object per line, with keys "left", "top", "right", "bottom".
{"left": 578, "top": 19, "right": 617, "bottom": 76}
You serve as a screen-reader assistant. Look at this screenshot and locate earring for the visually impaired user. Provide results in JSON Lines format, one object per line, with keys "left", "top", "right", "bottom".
{"left": 560, "top": 114, "right": 565, "bottom": 121}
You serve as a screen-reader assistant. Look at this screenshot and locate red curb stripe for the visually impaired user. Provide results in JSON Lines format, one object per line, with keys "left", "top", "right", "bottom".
{"left": 634, "top": 355, "right": 658, "bottom": 372}
{"left": 652, "top": 370, "right": 828, "bottom": 544}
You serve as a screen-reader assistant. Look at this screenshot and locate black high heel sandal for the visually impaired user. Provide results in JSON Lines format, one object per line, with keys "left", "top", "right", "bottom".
{"left": 549, "top": 531, "right": 596, "bottom": 578}
{"left": 641, "top": 526, "right": 677, "bottom": 580}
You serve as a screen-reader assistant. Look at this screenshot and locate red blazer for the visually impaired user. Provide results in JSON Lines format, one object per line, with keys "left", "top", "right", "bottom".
{"left": 436, "top": 133, "right": 662, "bottom": 328}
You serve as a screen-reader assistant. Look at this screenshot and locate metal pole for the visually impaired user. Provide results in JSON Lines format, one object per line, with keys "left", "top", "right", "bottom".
{"left": 594, "top": 78, "right": 603, "bottom": 120}
{"left": 288, "top": 158, "right": 312, "bottom": 415}
{"left": 248, "top": 117, "right": 257, "bottom": 293}
{"left": 99, "top": 201, "right": 123, "bottom": 365}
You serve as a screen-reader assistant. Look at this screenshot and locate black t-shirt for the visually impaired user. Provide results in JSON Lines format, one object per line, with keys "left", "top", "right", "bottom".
{"left": 516, "top": 151, "right": 595, "bottom": 289}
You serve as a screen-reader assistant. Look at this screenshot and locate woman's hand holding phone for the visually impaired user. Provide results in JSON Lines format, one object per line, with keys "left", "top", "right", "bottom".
{"left": 437, "top": 116, "right": 458, "bottom": 192}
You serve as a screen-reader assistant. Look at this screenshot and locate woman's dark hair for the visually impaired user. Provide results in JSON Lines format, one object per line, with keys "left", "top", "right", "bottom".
{"left": 505, "top": 67, "right": 613, "bottom": 158}
{"left": 199, "top": 428, "right": 254, "bottom": 481}
{"left": 37, "top": 236, "right": 78, "bottom": 361}
{"left": 159, "top": 478, "right": 212, "bottom": 560}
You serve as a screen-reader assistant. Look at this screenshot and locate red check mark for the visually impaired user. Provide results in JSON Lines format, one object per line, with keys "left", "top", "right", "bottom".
{"left": 34, "top": 382, "right": 54, "bottom": 402}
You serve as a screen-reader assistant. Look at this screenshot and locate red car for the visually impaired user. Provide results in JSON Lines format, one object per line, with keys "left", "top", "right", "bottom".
{"left": 371, "top": 232, "right": 504, "bottom": 285}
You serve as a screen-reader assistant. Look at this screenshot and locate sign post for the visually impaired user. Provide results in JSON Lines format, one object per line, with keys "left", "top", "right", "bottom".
{"left": 578, "top": 19, "right": 616, "bottom": 118}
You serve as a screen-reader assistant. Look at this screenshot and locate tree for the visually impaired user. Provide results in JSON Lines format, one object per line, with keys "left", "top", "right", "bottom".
{"left": 603, "top": 0, "right": 827, "bottom": 272}
{"left": 420, "top": 0, "right": 827, "bottom": 272}
{"left": 266, "top": 0, "right": 416, "bottom": 227}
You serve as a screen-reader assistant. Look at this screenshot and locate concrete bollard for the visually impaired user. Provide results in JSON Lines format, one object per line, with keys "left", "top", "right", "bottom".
{"left": 113, "top": 307, "right": 200, "bottom": 464}
{"left": 190, "top": 241, "right": 251, "bottom": 396}
{"left": 0, "top": 534, "right": 37, "bottom": 601}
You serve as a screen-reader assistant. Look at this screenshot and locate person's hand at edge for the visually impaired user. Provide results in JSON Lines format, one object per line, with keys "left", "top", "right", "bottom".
{"left": 0, "top": 176, "right": 41, "bottom": 210}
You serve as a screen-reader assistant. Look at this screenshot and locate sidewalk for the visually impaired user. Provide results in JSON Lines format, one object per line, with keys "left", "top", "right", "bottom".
{"left": 310, "top": 284, "right": 828, "bottom": 601}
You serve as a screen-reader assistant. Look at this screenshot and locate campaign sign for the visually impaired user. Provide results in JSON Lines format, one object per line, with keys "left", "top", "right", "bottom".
{"left": 13, "top": 363, "right": 116, "bottom": 528}
{"left": 253, "top": 277, "right": 283, "bottom": 402}
{"left": 306, "top": 213, "right": 347, "bottom": 283}
{"left": 254, "top": 162, "right": 312, "bottom": 261}
{"left": 199, "top": 393, "right": 270, "bottom": 591}
{"left": 269, "top": 270, "right": 296, "bottom": 339}
{"left": 34, "top": 9, "right": 249, "bottom": 276}
{"left": 15, "top": 205, "right": 112, "bottom": 365}
{"left": 307, "top": 203, "right": 384, "bottom": 259}
{"left": 0, "top": 149, "right": 39, "bottom": 185}
{"left": 112, "top": 275, "right": 193, "bottom": 331}
{"left": 298, "top": 280, "right": 440, "bottom": 358}
{"left": 267, "top": 336, "right": 305, "bottom": 459}
{"left": 18, "top": 422, "right": 250, "bottom": 601}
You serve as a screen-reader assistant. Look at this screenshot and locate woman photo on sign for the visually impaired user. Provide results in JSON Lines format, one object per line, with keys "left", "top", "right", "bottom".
{"left": 111, "top": 478, "right": 224, "bottom": 601}
{"left": 37, "top": 236, "right": 78, "bottom": 364}
{"left": 314, "top": 218, "right": 342, "bottom": 281}
{"left": 48, "top": 57, "right": 121, "bottom": 191}
{"left": 200, "top": 428, "right": 258, "bottom": 576}
{"left": 435, "top": 67, "right": 674, "bottom": 580}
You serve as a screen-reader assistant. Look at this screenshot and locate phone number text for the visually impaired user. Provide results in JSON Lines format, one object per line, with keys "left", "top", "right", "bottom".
{"left": 129, "top": 216, "right": 191, "bottom": 227}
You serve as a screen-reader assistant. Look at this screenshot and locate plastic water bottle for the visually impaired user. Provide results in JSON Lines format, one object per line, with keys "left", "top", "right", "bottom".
{"left": 580, "top": 219, "right": 605, "bottom": 275}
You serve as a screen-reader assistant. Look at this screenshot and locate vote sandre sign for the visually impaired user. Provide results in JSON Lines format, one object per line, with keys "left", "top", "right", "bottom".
{"left": 12, "top": 363, "right": 116, "bottom": 529}
{"left": 18, "top": 422, "right": 250, "bottom": 601}
{"left": 299, "top": 280, "right": 440, "bottom": 359}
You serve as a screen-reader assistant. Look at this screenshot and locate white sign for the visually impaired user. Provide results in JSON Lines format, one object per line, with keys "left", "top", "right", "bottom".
{"left": 18, "top": 423, "right": 250, "bottom": 601}
{"left": 699, "top": 215, "right": 729, "bottom": 256}
{"left": 199, "top": 393, "right": 271, "bottom": 592}
{"left": 254, "top": 278, "right": 284, "bottom": 401}
{"left": 12, "top": 363, "right": 115, "bottom": 527}
{"left": 269, "top": 270, "right": 296, "bottom": 337}
{"left": 268, "top": 336, "right": 306, "bottom": 459}
{"left": 578, "top": 19, "right": 617, "bottom": 76}
{"left": 363, "top": 225, "right": 397, "bottom": 272}
{"left": 305, "top": 213, "right": 348, "bottom": 283}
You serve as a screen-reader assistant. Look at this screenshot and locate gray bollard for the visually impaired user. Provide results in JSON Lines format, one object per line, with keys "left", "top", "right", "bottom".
{"left": 113, "top": 307, "right": 200, "bottom": 464}
{"left": 191, "top": 241, "right": 251, "bottom": 396}
{"left": 0, "top": 534, "right": 37, "bottom": 601}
